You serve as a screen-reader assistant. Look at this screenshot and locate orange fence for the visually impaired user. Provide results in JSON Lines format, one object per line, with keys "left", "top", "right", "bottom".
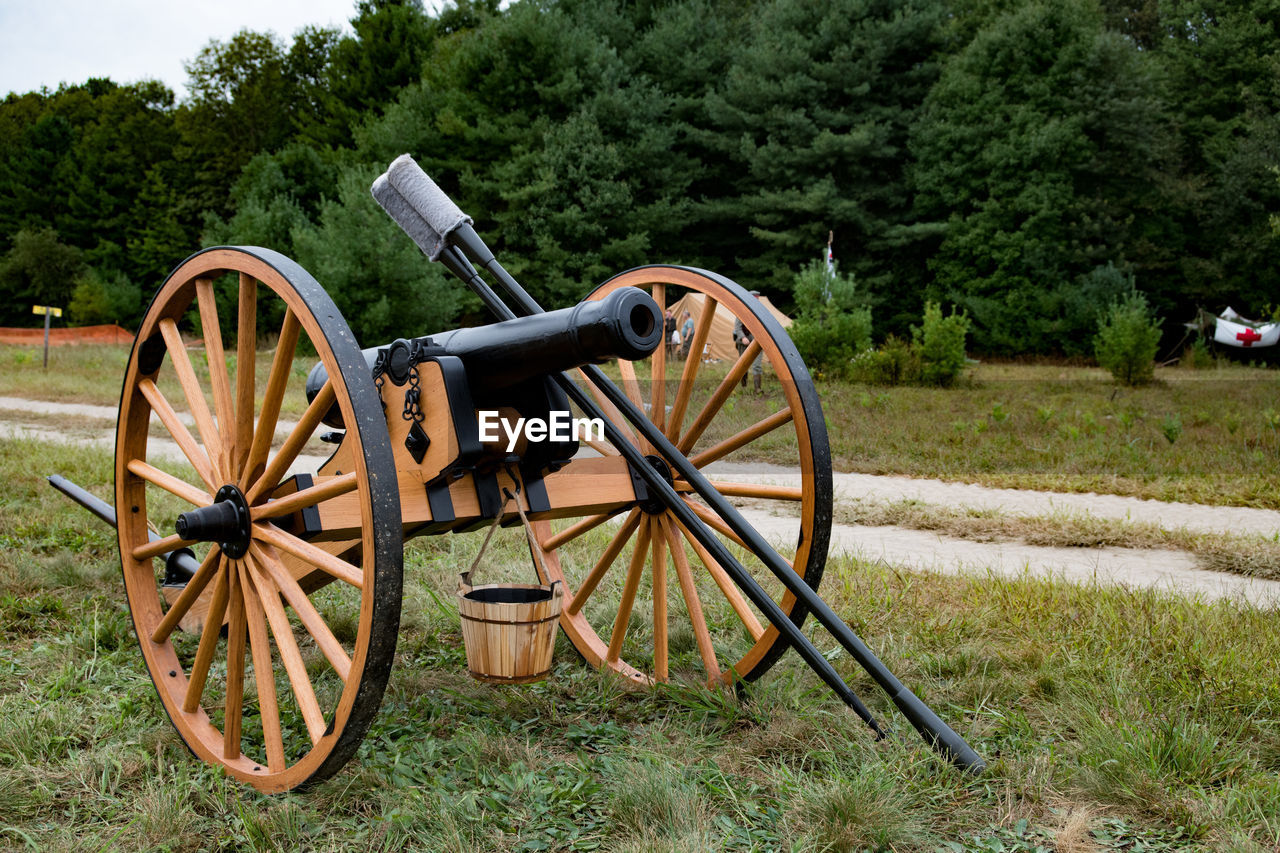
{"left": 0, "top": 324, "right": 134, "bottom": 346}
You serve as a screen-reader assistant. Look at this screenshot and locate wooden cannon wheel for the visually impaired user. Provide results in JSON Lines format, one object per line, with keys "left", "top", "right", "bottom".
{"left": 115, "top": 246, "right": 402, "bottom": 792}
{"left": 532, "top": 266, "right": 832, "bottom": 687}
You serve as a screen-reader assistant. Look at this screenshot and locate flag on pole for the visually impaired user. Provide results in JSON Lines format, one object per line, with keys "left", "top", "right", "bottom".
{"left": 822, "top": 231, "right": 834, "bottom": 301}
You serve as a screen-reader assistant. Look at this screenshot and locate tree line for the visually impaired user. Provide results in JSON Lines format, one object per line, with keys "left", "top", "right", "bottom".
{"left": 1, "top": 0, "right": 1277, "bottom": 355}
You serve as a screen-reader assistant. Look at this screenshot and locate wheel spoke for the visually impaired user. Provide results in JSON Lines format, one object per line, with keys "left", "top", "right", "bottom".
{"left": 246, "top": 556, "right": 326, "bottom": 746}
{"left": 239, "top": 561, "right": 286, "bottom": 770}
{"left": 582, "top": 437, "right": 619, "bottom": 457}
{"left": 223, "top": 561, "right": 247, "bottom": 760}
{"left": 693, "top": 481, "right": 804, "bottom": 502}
{"left": 650, "top": 283, "right": 666, "bottom": 434}
{"left": 252, "top": 472, "right": 359, "bottom": 522}
{"left": 183, "top": 562, "right": 231, "bottom": 713}
{"left": 250, "top": 541, "right": 352, "bottom": 683}
{"left": 672, "top": 515, "right": 766, "bottom": 643}
{"left": 253, "top": 522, "right": 363, "bottom": 589}
{"left": 126, "top": 458, "right": 211, "bottom": 508}
{"left": 650, "top": 516, "right": 668, "bottom": 682}
{"left": 617, "top": 361, "right": 650, "bottom": 451}
{"left": 139, "top": 379, "right": 218, "bottom": 489}
{"left": 234, "top": 273, "right": 257, "bottom": 478}
{"left": 241, "top": 309, "right": 301, "bottom": 490}
{"left": 565, "top": 509, "right": 643, "bottom": 617}
{"left": 666, "top": 297, "right": 717, "bottom": 441}
{"left": 152, "top": 548, "right": 220, "bottom": 644}
{"left": 132, "top": 533, "right": 198, "bottom": 562}
{"left": 196, "top": 278, "right": 236, "bottom": 471}
{"left": 661, "top": 515, "right": 722, "bottom": 684}
{"left": 687, "top": 408, "right": 794, "bottom": 469}
{"left": 605, "top": 519, "right": 652, "bottom": 664}
{"left": 678, "top": 339, "right": 762, "bottom": 454}
{"left": 684, "top": 499, "right": 750, "bottom": 551}
{"left": 540, "top": 510, "right": 617, "bottom": 552}
{"left": 159, "top": 317, "right": 225, "bottom": 480}
{"left": 244, "top": 381, "right": 334, "bottom": 504}
{"left": 576, "top": 367, "right": 638, "bottom": 449}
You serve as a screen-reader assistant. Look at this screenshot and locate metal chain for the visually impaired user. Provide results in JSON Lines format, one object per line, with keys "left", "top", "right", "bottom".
{"left": 369, "top": 339, "right": 431, "bottom": 425}
{"left": 402, "top": 365, "right": 422, "bottom": 423}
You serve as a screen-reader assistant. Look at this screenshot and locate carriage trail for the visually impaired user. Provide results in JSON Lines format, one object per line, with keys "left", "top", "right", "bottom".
{"left": 5, "top": 394, "right": 1279, "bottom": 609}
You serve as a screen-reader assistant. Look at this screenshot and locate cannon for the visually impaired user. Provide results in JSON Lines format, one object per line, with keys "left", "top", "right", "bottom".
{"left": 51, "top": 155, "right": 983, "bottom": 792}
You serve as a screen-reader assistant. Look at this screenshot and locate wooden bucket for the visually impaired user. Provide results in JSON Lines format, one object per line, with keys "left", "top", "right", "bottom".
{"left": 457, "top": 574, "right": 562, "bottom": 684}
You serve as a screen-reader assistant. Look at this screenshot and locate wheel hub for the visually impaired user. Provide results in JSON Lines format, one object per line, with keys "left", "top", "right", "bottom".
{"left": 175, "top": 484, "right": 253, "bottom": 559}
{"left": 637, "top": 454, "right": 674, "bottom": 514}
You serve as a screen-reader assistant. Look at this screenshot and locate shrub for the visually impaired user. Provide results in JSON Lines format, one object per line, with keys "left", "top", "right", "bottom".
{"left": 1094, "top": 291, "right": 1161, "bottom": 385}
{"left": 0, "top": 228, "right": 85, "bottom": 326}
{"left": 68, "top": 267, "right": 143, "bottom": 327}
{"left": 850, "top": 334, "right": 919, "bottom": 385}
{"left": 912, "top": 301, "right": 970, "bottom": 387}
{"left": 789, "top": 260, "right": 871, "bottom": 377}
{"left": 1181, "top": 337, "right": 1215, "bottom": 370}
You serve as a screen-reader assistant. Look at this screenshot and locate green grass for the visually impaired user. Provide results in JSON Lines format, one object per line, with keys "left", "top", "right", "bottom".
{"left": 0, "top": 341, "right": 314, "bottom": 422}
{"left": 6, "top": 345, "right": 1280, "bottom": 508}
{"left": 4, "top": 438, "right": 1280, "bottom": 850}
{"left": 820, "top": 362, "right": 1280, "bottom": 508}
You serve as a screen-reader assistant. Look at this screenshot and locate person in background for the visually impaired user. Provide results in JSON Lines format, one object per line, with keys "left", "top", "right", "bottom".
{"left": 664, "top": 309, "right": 677, "bottom": 359}
{"left": 679, "top": 311, "right": 694, "bottom": 360}
{"left": 733, "top": 291, "right": 764, "bottom": 393}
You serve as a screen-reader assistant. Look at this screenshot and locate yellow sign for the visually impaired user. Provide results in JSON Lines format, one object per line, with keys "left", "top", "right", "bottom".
{"left": 32, "top": 305, "right": 62, "bottom": 317}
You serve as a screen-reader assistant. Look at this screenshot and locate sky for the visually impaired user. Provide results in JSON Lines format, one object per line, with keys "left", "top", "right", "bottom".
{"left": 0, "top": 0, "right": 365, "bottom": 100}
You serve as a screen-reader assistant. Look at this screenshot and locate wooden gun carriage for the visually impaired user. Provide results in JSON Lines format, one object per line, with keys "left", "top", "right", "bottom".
{"left": 51, "top": 156, "right": 983, "bottom": 792}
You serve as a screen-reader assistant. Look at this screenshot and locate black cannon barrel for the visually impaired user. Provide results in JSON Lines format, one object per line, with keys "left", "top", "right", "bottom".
{"left": 428, "top": 285, "right": 661, "bottom": 393}
{"left": 307, "top": 286, "right": 661, "bottom": 417}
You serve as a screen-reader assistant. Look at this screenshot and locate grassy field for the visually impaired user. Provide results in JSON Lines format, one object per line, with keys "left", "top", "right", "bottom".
{"left": 5, "top": 344, "right": 1279, "bottom": 508}
{"left": 817, "top": 362, "right": 1280, "bottom": 508}
{"left": 2, "top": 439, "right": 1279, "bottom": 850}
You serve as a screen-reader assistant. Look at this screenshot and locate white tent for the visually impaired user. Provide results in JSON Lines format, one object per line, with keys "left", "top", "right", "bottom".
{"left": 666, "top": 292, "right": 792, "bottom": 361}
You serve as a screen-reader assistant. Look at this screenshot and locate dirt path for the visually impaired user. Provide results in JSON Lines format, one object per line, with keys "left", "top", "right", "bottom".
{"left": 6, "top": 395, "right": 1279, "bottom": 607}
{"left": 707, "top": 461, "right": 1280, "bottom": 607}
{"left": 739, "top": 506, "right": 1280, "bottom": 607}
{"left": 0, "top": 397, "right": 323, "bottom": 475}
{"left": 705, "top": 461, "right": 1280, "bottom": 538}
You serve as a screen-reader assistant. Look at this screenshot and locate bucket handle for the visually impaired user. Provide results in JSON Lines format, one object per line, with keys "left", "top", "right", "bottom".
{"left": 458, "top": 479, "right": 558, "bottom": 597}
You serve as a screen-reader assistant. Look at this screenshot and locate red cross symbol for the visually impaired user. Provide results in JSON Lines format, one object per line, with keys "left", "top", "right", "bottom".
{"left": 1237, "top": 328, "right": 1262, "bottom": 346}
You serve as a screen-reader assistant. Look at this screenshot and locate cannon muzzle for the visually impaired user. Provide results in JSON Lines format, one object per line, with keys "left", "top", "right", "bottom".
{"left": 307, "top": 286, "right": 661, "bottom": 422}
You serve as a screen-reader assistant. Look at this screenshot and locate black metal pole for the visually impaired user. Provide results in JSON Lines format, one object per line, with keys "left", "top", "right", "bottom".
{"left": 450, "top": 237, "right": 983, "bottom": 773}
{"left": 48, "top": 475, "right": 199, "bottom": 582}
{"left": 433, "top": 249, "right": 888, "bottom": 736}
{"left": 368, "top": 160, "right": 984, "bottom": 771}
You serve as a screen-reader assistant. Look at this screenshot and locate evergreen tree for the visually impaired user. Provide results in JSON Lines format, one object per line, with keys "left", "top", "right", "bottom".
{"left": 358, "top": 1, "right": 674, "bottom": 306}
{"left": 177, "top": 30, "right": 299, "bottom": 219}
{"left": 703, "top": 0, "right": 948, "bottom": 306}
{"left": 911, "top": 0, "right": 1168, "bottom": 353}
{"left": 1144, "top": 0, "right": 1280, "bottom": 314}
{"left": 292, "top": 166, "right": 461, "bottom": 344}
{"left": 307, "top": 0, "right": 443, "bottom": 148}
